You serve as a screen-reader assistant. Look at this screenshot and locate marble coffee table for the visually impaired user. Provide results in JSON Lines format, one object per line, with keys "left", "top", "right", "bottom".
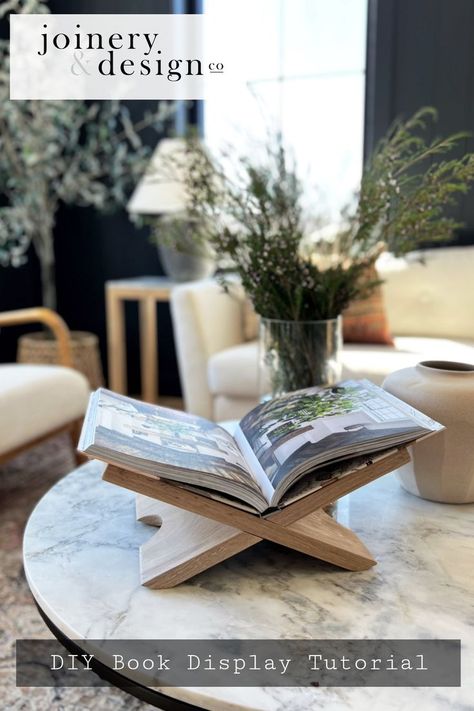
{"left": 23, "top": 460, "right": 474, "bottom": 711}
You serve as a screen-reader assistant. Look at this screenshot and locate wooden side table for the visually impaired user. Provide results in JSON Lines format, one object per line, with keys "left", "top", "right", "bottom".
{"left": 105, "top": 276, "right": 176, "bottom": 403}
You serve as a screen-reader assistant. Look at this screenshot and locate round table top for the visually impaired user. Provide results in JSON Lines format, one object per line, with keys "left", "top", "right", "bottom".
{"left": 23, "top": 460, "right": 474, "bottom": 711}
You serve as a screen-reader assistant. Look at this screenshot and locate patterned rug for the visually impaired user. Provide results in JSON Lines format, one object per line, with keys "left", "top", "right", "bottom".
{"left": 0, "top": 435, "right": 152, "bottom": 710}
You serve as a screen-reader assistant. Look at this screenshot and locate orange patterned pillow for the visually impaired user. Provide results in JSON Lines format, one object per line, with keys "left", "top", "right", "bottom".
{"left": 342, "top": 284, "right": 394, "bottom": 345}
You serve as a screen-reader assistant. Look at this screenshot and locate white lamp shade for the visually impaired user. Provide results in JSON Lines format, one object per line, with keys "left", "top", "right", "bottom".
{"left": 127, "top": 138, "right": 191, "bottom": 215}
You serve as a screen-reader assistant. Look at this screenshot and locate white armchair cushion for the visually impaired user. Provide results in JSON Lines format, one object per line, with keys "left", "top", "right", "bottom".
{"left": 214, "top": 395, "right": 261, "bottom": 422}
{"left": 208, "top": 342, "right": 260, "bottom": 398}
{"left": 0, "top": 364, "right": 90, "bottom": 456}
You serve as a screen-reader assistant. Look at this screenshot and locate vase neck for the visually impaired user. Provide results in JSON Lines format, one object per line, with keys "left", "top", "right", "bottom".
{"left": 416, "top": 360, "right": 474, "bottom": 376}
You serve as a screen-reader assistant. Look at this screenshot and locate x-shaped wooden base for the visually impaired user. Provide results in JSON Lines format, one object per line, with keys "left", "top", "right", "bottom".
{"left": 103, "top": 447, "right": 409, "bottom": 588}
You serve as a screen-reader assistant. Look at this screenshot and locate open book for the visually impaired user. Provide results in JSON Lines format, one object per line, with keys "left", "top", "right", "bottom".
{"left": 78, "top": 380, "right": 443, "bottom": 515}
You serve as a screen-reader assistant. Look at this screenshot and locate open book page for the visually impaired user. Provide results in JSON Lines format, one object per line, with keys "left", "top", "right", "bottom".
{"left": 238, "top": 380, "right": 443, "bottom": 506}
{"left": 78, "top": 389, "right": 269, "bottom": 511}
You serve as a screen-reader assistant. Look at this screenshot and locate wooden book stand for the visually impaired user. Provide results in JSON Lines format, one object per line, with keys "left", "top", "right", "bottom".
{"left": 103, "top": 447, "right": 410, "bottom": 589}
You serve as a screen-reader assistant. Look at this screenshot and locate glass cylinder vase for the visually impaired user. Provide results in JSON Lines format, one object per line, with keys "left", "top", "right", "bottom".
{"left": 259, "top": 316, "right": 343, "bottom": 399}
{"left": 259, "top": 317, "right": 343, "bottom": 519}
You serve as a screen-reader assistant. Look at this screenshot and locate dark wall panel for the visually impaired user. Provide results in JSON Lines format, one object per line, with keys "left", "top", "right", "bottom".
{"left": 365, "top": 0, "right": 474, "bottom": 232}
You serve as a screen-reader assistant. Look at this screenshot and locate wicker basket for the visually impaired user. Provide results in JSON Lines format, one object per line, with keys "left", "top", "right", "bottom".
{"left": 18, "top": 331, "right": 104, "bottom": 390}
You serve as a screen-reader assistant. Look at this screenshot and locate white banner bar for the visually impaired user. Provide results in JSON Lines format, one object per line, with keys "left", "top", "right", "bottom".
{"left": 10, "top": 14, "right": 229, "bottom": 100}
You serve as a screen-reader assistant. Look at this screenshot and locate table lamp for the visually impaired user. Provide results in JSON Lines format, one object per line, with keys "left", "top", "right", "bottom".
{"left": 127, "top": 138, "right": 215, "bottom": 281}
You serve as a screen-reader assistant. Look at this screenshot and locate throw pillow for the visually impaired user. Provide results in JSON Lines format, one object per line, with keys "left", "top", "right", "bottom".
{"left": 342, "top": 281, "right": 393, "bottom": 345}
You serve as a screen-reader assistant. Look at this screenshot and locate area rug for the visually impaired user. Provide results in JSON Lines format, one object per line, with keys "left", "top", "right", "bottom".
{"left": 0, "top": 435, "right": 151, "bottom": 710}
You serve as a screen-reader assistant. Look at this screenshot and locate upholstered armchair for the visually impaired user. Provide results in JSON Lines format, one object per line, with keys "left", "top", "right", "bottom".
{"left": 0, "top": 308, "right": 90, "bottom": 465}
{"left": 171, "top": 247, "right": 474, "bottom": 422}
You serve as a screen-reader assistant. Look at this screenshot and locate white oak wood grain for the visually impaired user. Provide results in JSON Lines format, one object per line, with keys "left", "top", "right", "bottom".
{"left": 103, "top": 448, "right": 410, "bottom": 587}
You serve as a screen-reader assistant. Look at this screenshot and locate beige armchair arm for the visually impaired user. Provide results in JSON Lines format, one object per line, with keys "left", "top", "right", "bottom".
{"left": 170, "top": 280, "right": 246, "bottom": 419}
{"left": 0, "top": 307, "right": 73, "bottom": 368}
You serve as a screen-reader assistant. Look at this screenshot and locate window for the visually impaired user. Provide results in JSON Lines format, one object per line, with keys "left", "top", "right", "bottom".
{"left": 204, "top": 0, "right": 368, "bottom": 218}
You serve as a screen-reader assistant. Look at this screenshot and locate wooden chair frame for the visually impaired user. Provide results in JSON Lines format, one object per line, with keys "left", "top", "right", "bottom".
{"left": 0, "top": 307, "right": 84, "bottom": 465}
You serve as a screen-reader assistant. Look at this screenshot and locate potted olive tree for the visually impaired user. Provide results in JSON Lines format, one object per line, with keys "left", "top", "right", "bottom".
{"left": 0, "top": 0, "right": 174, "bottom": 385}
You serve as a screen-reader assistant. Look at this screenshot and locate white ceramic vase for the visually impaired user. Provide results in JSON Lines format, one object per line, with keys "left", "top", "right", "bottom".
{"left": 382, "top": 360, "right": 474, "bottom": 503}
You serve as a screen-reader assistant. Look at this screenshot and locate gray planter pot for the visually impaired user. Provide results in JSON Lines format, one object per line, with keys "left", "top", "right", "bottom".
{"left": 157, "top": 243, "right": 216, "bottom": 282}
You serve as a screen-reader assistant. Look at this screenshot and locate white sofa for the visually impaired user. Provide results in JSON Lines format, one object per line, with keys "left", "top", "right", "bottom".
{"left": 170, "top": 247, "right": 474, "bottom": 421}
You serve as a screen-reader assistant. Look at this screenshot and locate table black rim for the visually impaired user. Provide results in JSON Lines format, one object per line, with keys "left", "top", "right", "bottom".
{"left": 33, "top": 601, "right": 206, "bottom": 711}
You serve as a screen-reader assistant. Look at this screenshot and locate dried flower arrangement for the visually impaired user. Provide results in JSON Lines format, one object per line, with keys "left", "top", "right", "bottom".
{"left": 188, "top": 108, "right": 474, "bottom": 322}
